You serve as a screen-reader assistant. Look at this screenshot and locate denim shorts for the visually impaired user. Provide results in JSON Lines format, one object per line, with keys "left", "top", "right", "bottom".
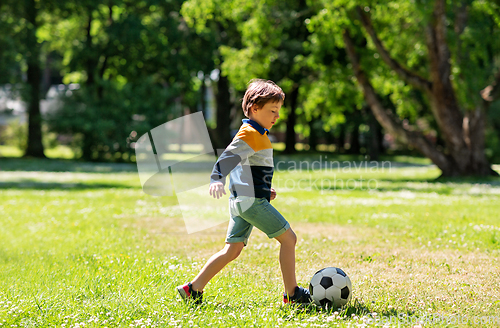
{"left": 226, "top": 196, "right": 290, "bottom": 246}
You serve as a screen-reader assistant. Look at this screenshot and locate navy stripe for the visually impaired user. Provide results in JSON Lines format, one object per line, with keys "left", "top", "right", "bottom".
{"left": 211, "top": 150, "right": 241, "bottom": 184}
{"left": 242, "top": 119, "right": 269, "bottom": 135}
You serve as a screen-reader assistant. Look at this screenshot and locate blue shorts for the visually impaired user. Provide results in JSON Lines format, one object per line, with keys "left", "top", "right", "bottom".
{"left": 226, "top": 196, "right": 290, "bottom": 246}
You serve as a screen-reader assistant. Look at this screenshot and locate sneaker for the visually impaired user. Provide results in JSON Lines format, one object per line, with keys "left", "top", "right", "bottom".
{"left": 176, "top": 282, "right": 203, "bottom": 305}
{"left": 283, "top": 286, "right": 312, "bottom": 304}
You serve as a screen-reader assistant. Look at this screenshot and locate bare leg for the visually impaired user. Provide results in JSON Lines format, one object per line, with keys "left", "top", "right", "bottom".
{"left": 190, "top": 242, "right": 245, "bottom": 292}
{"left": 274, "top": 228, "right": 298, "bottom": 296}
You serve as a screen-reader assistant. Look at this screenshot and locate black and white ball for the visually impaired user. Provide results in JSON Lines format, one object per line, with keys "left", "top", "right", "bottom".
{"left": 309, "top": 267, "right": 352, "bottom": 309}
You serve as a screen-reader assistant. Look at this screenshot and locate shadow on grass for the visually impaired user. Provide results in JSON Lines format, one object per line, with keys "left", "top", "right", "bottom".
{"left": 186, "top": 297, "right": 421, "bottom": 326}
{"left": 274, "top": 298, "right": 417, "bottom": 324}
{"left": 316, "top": 176, "right": 500, "bottom": 195}
{"left": 339, "top": 298, "right": 416, "bottom": 320}
{"left": 379, "top": 175, "right": 500, "bottom": 184}
{"left": 0, "top": 180, "right": 136, "bottom": 190}
{"left": 0, "top": 157, "right": 137, "bottom": 173}
{"left": 0, "top": 155, "right": 434, "bottom": 173}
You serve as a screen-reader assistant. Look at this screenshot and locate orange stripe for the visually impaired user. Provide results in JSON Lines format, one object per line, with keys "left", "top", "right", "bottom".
{"left": 234, "top": 124, "right": 272, "bottom": 152}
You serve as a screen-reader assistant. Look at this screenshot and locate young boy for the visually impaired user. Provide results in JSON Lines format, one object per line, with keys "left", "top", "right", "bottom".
{"left": 176, "top": 79, "right": 311, "bottom": 305}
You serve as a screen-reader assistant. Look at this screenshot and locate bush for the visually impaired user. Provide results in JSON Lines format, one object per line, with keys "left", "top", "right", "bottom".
{"left": 47, "top": 79, "right": 183, "bottom": 162}
{"left": 0, "top": 119, "right": 27, "bottom": 149}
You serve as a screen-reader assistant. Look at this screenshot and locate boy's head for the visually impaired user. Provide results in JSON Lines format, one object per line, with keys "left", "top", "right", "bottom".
{"left": 242, "top": 79, "right": 285, "bottom": 118}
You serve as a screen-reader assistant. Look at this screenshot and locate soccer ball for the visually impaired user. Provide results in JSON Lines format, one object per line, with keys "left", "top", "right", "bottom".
{"left": 309, "top": 267, "right": 352, "bottom": 309}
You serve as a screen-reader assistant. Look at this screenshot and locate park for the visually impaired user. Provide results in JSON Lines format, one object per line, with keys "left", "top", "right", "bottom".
{"left": 1, "top": 0, "right": 500, "bottom": 327}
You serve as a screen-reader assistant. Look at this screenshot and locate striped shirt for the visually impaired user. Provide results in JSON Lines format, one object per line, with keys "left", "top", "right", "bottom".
{"left": 211, "top": 119, "right": 274, "bottom": 201}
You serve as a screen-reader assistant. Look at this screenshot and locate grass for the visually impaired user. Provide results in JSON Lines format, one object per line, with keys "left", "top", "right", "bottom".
{"left": 0, "top": 146, "right": 76, "bottom": 159}
{"left": 0, "top": 155, "right": 499, "bottom": 327}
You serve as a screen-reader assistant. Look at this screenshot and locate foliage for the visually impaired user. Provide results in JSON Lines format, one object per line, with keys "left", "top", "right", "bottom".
{"left": 1, "top": 0, "right": 500, "bottom": 163}
{"left": 47, "top": 79, "right": 180, "bottom": 162}
{"left": 0, "top": 119, "right": 59, "bottom": 152}
{"left": 0, "top": 7, "right": 22, "bottom": 84}
{"left": 39, "top": 0, "right": 215, "bottom": 160}
{"left": 311, "top": 0, "right": 500, "bottom": 126}
{"left": 0, "top": 119, "right": 27, "bottom": 150}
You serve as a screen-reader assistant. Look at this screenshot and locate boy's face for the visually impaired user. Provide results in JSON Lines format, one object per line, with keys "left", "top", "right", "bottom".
{"left": 249, "top": 101, "right": 281, "bottom": 130}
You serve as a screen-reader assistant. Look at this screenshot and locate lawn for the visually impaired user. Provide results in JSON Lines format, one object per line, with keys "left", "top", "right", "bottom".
{"left": 0, "top": 155, "right": 499, "bottom": 327}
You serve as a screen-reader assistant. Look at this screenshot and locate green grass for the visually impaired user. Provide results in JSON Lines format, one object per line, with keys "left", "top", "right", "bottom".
{"left": 0, "top": 145, "right": 23, "bottom": 157}
{"left": 0, "top": 156, "right": 499, "bottom": 327}
{"left": 0, "top": 145, "right": 76, "bottom": 159}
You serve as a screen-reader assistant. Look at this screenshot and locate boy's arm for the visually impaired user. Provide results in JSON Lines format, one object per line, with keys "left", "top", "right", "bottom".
{"left": 209, "top": 138, "right": 255, "bottom": 197}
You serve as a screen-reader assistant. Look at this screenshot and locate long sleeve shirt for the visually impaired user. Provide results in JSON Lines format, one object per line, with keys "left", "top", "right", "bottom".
{"left": 210, "top": 119, "right": 274, "bottom": 201}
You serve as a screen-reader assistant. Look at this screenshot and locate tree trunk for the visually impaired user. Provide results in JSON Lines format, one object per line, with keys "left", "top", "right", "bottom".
{"left": 343, "top": 29, "right": 459, "bottom": 175}
{"left": 42, "top": 52, "right": 52, "bottom": 96}
{"left": 284, "top": 85, "right": 299, "bottom": 154}
{"left": 200, "top": 74, "right": 207, "bottom": 117}
{"left": 366, "top": 108, "right": 381, "bottom": 161}
{"left": 82, "top": 135, "right": 94, "bottom": 161}
{"left": 213, "top": 73, "right": 232, "bottom": 150}
{"left": 80, "top": 8, "right": 96, "bottom": 162}
{"left": 85, "top": 9, "right": 95, "bottom": 88}
{"left": 479, "top": 67, "right": 500, "bottom": 175}
{"left": 24, "top": 0, "right": 45, "bottom": 158}
{"left": 336, "top": 124, "right": 346, "bottom": 153}
{"left": 308, "top": 118, "right": 319, "bottom": 151}
{"left": 346, "top": 2, "right": 498, "bottom": 177}
{"left": 348, "top": 123, "right": 360, "bottom": 154}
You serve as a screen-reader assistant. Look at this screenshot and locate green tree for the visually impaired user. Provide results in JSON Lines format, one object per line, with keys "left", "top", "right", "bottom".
{"left": 47, "top": 0, "right": 211, "bottom": 160}
{"left": 212, "top": 0, "right": 320, "bottom": 153}
{"left": 315, "top": 0, "right": 499, "bottom": 176}
{"left": 299, "top": 16, "right": 368, "bottom": 154}
{"left": 0, "top": 5, "right": 20, "bottom": 85}
{"left": 0, "top": 0, "right": 48, "bottom": 158}
{"left": 181, "top": 0, "right": 245, "bottom": 149}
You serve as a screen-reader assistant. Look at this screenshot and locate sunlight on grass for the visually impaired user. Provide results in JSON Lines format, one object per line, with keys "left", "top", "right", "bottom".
{"left": 0, "top": 145, "right": 76, "bottom": 159}
{"left": 45, "top": 145, "right": 76, "bottom": 159}
{"left": 0, "top": 145, "right": 23, "bottom": 157}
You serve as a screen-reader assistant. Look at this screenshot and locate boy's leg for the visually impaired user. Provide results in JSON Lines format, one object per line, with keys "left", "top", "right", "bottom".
{"left": 274, "top": 228, "right": 298, "bottom": 296}
{"left": 190, "top": 242, "right": 245, "bottom": 292}
{"left": 236, "top": 198, "right": 297, "bottom": 296}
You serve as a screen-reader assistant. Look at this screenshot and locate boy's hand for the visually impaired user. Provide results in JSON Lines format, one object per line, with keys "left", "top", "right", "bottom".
{"left": 270, "top": 188, "right": 277, "bottom": 201}
{"left": 209, "top": 181, "right": 226, "bottom": 199}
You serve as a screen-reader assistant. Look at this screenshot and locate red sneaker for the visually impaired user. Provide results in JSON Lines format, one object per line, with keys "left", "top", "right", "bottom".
{"left": 176, "top": 282, "right": 203, "bottom": 305}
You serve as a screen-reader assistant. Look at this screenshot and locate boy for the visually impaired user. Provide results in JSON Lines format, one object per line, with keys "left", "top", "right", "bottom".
{"left": 176, "top": 79, "right": 311, "bottom": 305}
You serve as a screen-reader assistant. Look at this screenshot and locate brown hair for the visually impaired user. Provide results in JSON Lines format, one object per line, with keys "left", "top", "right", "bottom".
{"left": 241, "top": 79, "right": 285, "bottom": 117}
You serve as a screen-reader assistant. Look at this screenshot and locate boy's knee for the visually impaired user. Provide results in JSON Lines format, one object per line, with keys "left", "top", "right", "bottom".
{"left": 276, "top": 228, "right": 297, "bottom": 246}
{"left": 225, "top": 243, "right": 244, "bottom": 261}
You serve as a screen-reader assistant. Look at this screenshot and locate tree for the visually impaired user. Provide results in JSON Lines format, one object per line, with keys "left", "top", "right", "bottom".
{"left": 24, "top": 0, "right": 47, "bottom": 158}
{"left": 0, "top": 0, "right": 47, "bottom": 157}
{"left": 321, "top": 0, "right": 499, "bottom": 176}
{"left": 47, "top": 0, "right": 211, "bottom": 161}
{"left": 181, "top": 0, "right": 244, "bottom": 150}
{"left": 214, "top": 0, "right": 319, "bottom": 153}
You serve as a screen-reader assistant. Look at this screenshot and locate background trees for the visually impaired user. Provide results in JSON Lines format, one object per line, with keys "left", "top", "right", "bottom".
{"left": 0, "top": 0, "right": 499, "bottom": 175}
{"left": 336, "top": 0, "right": 500, "bottom": 176}
{"left": 0, "top": 0, "right": 52, "bottom": 158}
